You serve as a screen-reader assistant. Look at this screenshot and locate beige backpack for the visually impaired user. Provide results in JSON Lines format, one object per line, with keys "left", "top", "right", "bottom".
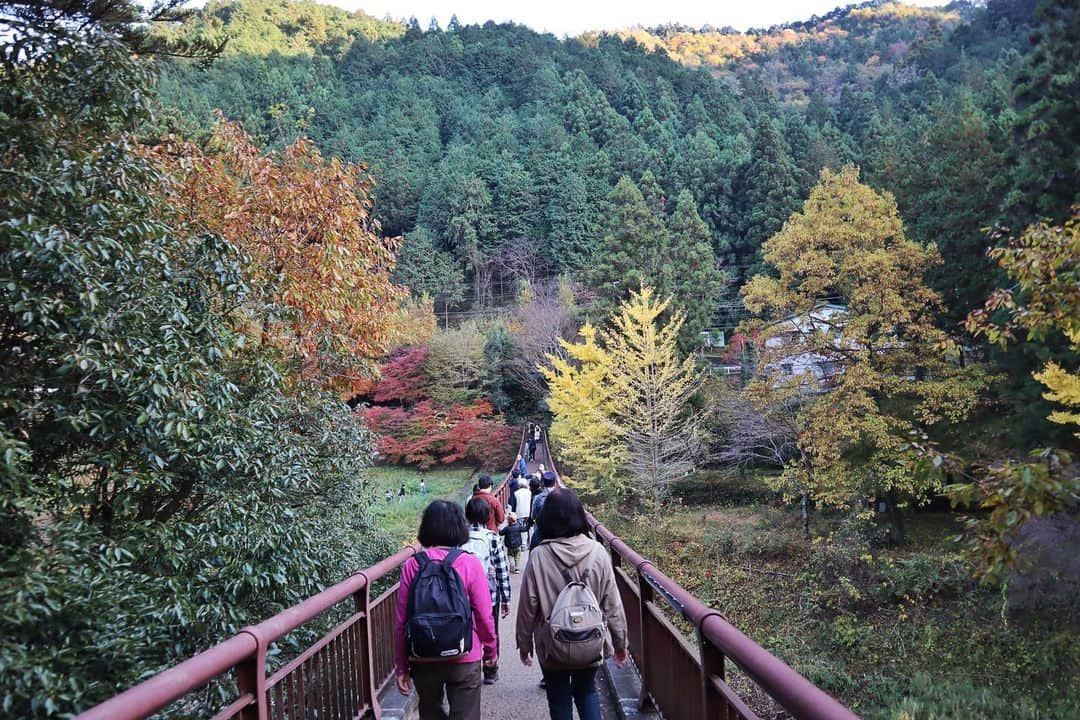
{"left": 535, "top": 545, "right": 607, "bottom": 668}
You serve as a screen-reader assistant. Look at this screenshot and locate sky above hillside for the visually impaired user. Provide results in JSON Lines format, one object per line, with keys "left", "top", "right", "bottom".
{"left": 337, "top": 0, "right": 951, "bottom": 36}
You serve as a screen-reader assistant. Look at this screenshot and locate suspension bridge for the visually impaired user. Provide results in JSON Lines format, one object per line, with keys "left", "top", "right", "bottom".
{"left": 76, "top": 428, "right": 858, "bottom": 720}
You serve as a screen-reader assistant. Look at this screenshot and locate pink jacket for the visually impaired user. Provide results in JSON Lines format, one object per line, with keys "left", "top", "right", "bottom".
{"left": 394, "top": 547, "right": 498, "bottom": 676}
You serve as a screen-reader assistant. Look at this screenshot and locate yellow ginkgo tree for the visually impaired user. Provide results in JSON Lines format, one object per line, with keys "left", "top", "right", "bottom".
{"left": 542, "top": 323, "right": 623, "bottom": 492}
{"left": 543, "top": 287, "right": 704, "bottom": 500}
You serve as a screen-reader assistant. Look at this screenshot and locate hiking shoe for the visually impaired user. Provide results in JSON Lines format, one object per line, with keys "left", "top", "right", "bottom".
{"left": 483, "top": 673, "right": 498, "bottom": 685}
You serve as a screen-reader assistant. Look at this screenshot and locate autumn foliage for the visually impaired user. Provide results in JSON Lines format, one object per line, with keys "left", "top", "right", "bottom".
{"left": 151, "top": 118, "right": 403, "bottom": 390}
{"left": 364, "top": 400, "right": 514, "bottom": 469}
{"left": 358, "top": 346, "right": 515, "bottom": 469}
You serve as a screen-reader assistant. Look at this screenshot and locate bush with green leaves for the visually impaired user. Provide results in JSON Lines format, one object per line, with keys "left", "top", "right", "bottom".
{"left": 0, "top": 12, "right": 389, "bottom": 718}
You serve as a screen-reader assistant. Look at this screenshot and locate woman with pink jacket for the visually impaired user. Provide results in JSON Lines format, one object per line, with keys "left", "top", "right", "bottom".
{"left": 395, "top": 501, "right": 498, "bottom": 720}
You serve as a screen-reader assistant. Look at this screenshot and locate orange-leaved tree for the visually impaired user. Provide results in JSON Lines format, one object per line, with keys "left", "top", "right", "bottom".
{"left": 153, "top": 118, "right": 403, "bottom": 391}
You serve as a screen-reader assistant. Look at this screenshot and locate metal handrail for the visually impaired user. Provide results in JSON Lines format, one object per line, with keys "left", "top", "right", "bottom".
{"left": 77, "top": 544, "right": 419, "bottom": 720}
{"left": 539, "top": 433, "right": 859, "bottom": 720}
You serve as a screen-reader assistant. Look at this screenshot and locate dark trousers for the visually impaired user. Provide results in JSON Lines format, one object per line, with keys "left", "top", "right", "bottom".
{"left": 483, "top": 603, "right": 500, "bottom": 681}
{"left": 541, "top": 666, "right": 601, "bottom": 720}
{"left": 412, "top": 661, "right": 482, "bottom": 720}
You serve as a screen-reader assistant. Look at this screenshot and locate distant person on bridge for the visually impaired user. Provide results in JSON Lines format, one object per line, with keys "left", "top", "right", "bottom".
{"left": 511, "top": 474, "right": 533, "bottom": 527}
{"left": 471, "top": 475, "right": 505, "bottom": 532}
{"left": 528, "top": 471, "right": 558, "bottom": 550}
{"left": 395, "top": 501, "right": 497, "bottom": 720}
{"left": 516, "top": 453, "right": 528, "bottom": 476}
{"left": 525, "top": 475, "right": 542, "bottom": 533}
{"left": 516, "top": 488, "right": 629, "bottom": 720}
{"left": 527, "top": 424, "right": 539, "bottom": 461}
{"left": 464, "top": 498, "right": 511, "bottom": 686}
{"left": 500, "top": 511, "right": 525, "bottom": 573}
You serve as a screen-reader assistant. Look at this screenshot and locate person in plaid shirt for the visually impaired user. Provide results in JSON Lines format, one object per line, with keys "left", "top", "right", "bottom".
{"left": 464, "top": 497, "right": 511, "bottom": 685}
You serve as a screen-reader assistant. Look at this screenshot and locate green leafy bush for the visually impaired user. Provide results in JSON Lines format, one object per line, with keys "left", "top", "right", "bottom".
{"left": 0, "top": 17, "right": 390, "bottom": 718}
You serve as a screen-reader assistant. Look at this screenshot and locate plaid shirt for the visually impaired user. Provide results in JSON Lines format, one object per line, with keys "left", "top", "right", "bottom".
{"left": 469, "top": 523, "right": 511, "bottom": 606}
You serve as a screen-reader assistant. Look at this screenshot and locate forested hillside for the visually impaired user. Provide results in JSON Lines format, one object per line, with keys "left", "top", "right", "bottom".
{"left": 159, "top": 0, "right": 1076, "bottom": 443}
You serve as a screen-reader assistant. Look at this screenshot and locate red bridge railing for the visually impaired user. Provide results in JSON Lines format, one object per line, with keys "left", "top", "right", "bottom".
{"left": 539, "top": 432, "right": 858, "bottom": 720}
{"left": 77, "top": 424, "right": 858, "bottom": 720}
{"left": 77, "top": 546, "right": 413, "bottom": 720}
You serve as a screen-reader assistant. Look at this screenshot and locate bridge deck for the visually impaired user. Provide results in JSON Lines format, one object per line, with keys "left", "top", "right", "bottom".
{"left": 475, "top": 442, "right": 620, "bottom": 720}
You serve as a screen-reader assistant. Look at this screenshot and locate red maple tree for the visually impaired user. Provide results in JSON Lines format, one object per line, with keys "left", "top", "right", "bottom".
{"left": 359, "top": 349, "right": 515, "bottom": 469}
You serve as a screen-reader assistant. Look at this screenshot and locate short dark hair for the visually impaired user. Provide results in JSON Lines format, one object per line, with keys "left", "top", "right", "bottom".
{"left": 539, "top": 488, "right": 592, "bottom": 540}
{"left": 477, "top": 475, "right": 493, "bottom": 490}
{"left": 465, "top": 496, "right": 491, "bottom": 525}
{"left": 511, "top": 469, "right": 521, "bottom": 479}
{"left": 417, "top": 501, "right": 469, "bottom": 547}
{"left": 529, "top": 477, "right": 541, "bottom": 493}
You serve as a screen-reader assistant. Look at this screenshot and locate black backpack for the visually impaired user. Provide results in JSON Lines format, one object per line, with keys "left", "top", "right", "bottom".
{"left": 406, "top": 550, "right": 474, "bottom": 659}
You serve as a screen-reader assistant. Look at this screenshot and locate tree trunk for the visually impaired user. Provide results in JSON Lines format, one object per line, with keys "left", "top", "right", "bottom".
{"left": 801, "top": 491, "right": 810, "bottom": 538}
{"left": 887, "top": 490, "right": 907, "bottom": 545}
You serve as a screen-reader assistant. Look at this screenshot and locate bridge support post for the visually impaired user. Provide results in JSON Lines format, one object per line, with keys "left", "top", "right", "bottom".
{"left": 353, "top": 575, "right": 381, "bottom": 717}
{"left": 698, "top": 625, "right": 726, "bottom": 720}
{"left": 635, "top": 565, "right": 658, "bottom": 713}
{"left": 236, "top": 628, "right": 268, "bottom": 720}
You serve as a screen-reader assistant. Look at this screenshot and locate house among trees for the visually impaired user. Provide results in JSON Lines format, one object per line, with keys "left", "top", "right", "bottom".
{"left": 762, "top": 302, "right": 847, "bottom": 389}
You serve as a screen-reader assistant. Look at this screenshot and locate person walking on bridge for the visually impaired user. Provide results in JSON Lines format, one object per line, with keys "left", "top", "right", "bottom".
{"left": 528, "top": 471, "right": 558, "bottom": 550}
{"left": 395, "top": 501, "right": 497, "bottom": 720}
{"left": 464, "top": 498, "right": 511, "bottom": 686}
{"left": 511, "top": 474, "right": 532, "bottom": 528}
{"left": 516, "top": 489, "right": 629, "bottom": 720}
{"left": 471, "top": 475, "right": 505, "bottom": 532}
{"left": 526, "top": 424, "right": 539, "bottom": 462}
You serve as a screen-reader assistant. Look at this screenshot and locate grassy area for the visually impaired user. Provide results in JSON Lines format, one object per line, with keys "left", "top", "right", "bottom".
{"left": 597, "top": 471, "right": 1079, "bottom": 720}
{"left": 368, "top": 465, "right": 477, "bottom": 545}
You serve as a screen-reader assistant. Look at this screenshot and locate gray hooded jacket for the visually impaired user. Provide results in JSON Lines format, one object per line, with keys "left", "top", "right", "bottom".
{"left": 515, "top": 534, "right": 628, "bottom": 665}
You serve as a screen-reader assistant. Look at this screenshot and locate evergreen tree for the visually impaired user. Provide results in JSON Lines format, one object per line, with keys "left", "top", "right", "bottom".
{"left": 1007, "top": 0, "right": 1080, "bottom": 222}
{"left": 588, "top": 176, "right": 668, "bottom": 319}
{"left": 900, "top": 94, "right": 1005, "bottom": 325}
{"left": 0, "top": 9, "right": 389, "bottom": 715}
{"left": 447, "top": 174, "right": 499, "bottom": 305}
{"left": 493, "top": 160, "right": 538, "bottom": 242}
{"left": 482, "top": 323, "right": 514, "bottom": 414}
{"left": 546, "top": 171, "right": 599, "bottom": 274}
{"left": 664, "top": 190, "right": 726, "bottom": 353}
{"left": 392, "top": 227, "right": 467, "bottom": 311}
{"left": 739, "top": 116, "right": 801, "bottom": 282}
{"left": 837, "top": 85, "right": 876, "bottom": 146}
{"left": 683, "top": 128, "right": 746, "bottom": 254}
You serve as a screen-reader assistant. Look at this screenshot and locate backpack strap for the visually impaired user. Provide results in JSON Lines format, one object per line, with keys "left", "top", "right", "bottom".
{"left": 407, "top": 551, "right": 430, "bottom": 618}
{"left": 442, "top": 548, "right": 464, "bottom": 566}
